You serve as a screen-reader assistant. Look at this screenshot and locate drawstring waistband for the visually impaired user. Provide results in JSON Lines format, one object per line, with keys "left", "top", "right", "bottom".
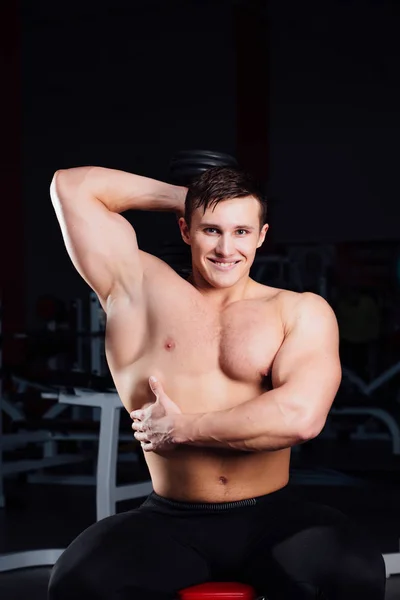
{"left": 143, "top": 492, "right": 257, "bottom": 512}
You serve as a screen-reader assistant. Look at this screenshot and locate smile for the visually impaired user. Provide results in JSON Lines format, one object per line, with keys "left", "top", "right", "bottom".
{"left": 207, "top": 259, "right": 240, "bottom": 271}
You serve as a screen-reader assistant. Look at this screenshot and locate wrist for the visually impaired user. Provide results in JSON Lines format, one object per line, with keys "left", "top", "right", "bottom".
{"left": 173, "top": 413, "right": 198, "bottom": 445}
{"left": 173, "top": 185, "right": 187, "bottom": 218}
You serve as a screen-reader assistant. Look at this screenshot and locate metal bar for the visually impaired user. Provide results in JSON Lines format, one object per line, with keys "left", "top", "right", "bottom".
{"left": 0, "top": 549, "right": 64, "bottom": 572}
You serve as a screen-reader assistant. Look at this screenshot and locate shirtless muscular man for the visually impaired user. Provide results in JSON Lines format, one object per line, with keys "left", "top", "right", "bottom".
{"left": 48, "top": 165, "right": 385, "bottom": 599}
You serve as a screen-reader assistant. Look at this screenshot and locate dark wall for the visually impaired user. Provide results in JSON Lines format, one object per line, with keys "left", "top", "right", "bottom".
{"left": 267, "top": 0, "right": 400, "bottom": 243}
{"left": 22, "top": 0, "right": 400, "bottom": 325}
{"left": 22, "top": 0, "right": 236, "bottom": 326}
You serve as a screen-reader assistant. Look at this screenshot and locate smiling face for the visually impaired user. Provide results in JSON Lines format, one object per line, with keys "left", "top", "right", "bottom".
{"left": 179, "top": 196, "right": 269, "bottom": 290}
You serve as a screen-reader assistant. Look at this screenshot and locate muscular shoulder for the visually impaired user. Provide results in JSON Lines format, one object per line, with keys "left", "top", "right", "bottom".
{"left": 138, "top": 250, "right": 195, "bottom": 309}
{"left": 278, "top": 290, "right": 338, "bottom": 335}
{"left": 139, "top": 250, "right": 186, "bottom": 283}
{"left": 139, "top": 250, "right": 172, "bottom": 273}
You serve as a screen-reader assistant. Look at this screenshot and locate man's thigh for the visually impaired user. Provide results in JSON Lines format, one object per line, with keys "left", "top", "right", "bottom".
{"left": 240, "top": 499, "right": 386, "bottom": 600}
{"left": 48, "top": 508, "right": 210, "bottom": 600}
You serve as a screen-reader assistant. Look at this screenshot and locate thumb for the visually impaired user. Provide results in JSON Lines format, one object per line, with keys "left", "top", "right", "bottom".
{"left": 149, "top": 376, "right": 162, "bottom": 398}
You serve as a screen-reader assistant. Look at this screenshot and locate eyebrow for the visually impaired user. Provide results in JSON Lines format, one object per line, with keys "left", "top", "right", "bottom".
{"left": 200, "top": 223, "right": 256, "bottom": 231}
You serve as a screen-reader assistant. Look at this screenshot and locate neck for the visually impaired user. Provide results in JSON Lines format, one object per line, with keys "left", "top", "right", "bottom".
{"left": 187, "top": 269, "right": 254, "bottom": 309}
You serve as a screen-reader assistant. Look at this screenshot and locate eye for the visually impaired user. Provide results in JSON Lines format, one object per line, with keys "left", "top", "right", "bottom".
{"left": 236, "top": 229, "right": 248, "bottom": 235}
{"left": 204, "top": 228, "right": 219, "bottom": 234}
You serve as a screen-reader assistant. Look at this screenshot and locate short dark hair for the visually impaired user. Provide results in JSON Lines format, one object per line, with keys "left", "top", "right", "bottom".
{"left": 184, "top": 167, "right": 267, "bottom": 230}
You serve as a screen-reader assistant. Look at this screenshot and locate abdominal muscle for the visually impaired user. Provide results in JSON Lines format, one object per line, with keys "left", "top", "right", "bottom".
{"left": 146, "top": 445, "right": 291, "bottom": 503}
{"left": 112, "top": 360, "right": 291, "bottom": 503}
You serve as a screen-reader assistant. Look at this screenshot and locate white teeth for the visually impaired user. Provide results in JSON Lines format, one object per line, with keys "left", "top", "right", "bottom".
{"left": 212, "top": 261, "right": 237, "bottom": 268}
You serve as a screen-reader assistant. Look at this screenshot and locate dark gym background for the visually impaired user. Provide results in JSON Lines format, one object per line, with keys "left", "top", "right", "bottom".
{"left": 1, "top": 0, "right": 398, "bottom": 331}
{"left": 1, "top": 0, "right": 400, "bottom": 598}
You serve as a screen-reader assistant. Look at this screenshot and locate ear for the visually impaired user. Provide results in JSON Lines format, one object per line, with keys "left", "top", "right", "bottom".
{"left": 257, "top": 223, "right": 269, "bottom": 248}
{"left": 178, "top": 217, "right": 191, "bottom": 246}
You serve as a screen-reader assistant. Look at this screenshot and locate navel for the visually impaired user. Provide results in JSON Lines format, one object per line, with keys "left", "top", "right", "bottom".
{"left": 219, "top": 476, "right": 228, "bottom": 485}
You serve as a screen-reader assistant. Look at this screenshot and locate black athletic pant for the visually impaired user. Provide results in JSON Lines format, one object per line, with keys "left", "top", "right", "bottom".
{"left": 48, "top": 484, "right": 386, "bottom": 600}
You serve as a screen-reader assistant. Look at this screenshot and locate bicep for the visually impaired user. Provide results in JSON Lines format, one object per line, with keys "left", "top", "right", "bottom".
{"left": 51, "top": 171, "right": 142, "bottom": 304}
{"left": 271, "top": 293, "right": 342, "bottom": 424}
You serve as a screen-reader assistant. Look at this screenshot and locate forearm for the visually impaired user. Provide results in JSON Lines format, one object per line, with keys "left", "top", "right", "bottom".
{"left": 53, "top": 166, "right": 186, "bottom": 214}
{"left": 177, "top": 389, "right": 315, "bottom": 452}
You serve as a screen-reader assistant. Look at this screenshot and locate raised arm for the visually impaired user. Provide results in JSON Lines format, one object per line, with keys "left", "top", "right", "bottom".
{"left": 176, "top": 292, "right": 342, "bottom": 452}
{"left": 50, "top": 167, "right": 186, "bottom": 307}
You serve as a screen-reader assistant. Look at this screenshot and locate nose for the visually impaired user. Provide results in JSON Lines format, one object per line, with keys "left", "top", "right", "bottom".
{"left": 215, "top": 234, "right": 235, "bottom": 257}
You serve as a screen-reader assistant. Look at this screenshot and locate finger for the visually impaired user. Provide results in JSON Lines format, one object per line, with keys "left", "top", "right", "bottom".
{"left": 130, "top": 410, "right": 143, "bottom": 420}
{"left": 142, "top": 441, "right": 154, "bottom": 452}
{"left": 131, "top": 421, "right": 144, "bottom": 432}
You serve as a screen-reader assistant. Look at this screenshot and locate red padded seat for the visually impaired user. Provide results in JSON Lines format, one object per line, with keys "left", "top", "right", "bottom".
{"left": 178, "top": 582, "right": 257, "bottom": 600}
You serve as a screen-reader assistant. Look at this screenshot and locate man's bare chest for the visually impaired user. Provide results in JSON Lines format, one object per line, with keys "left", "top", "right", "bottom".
{"left": 143, "top": 297, "right": 283, "bottom": 382}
